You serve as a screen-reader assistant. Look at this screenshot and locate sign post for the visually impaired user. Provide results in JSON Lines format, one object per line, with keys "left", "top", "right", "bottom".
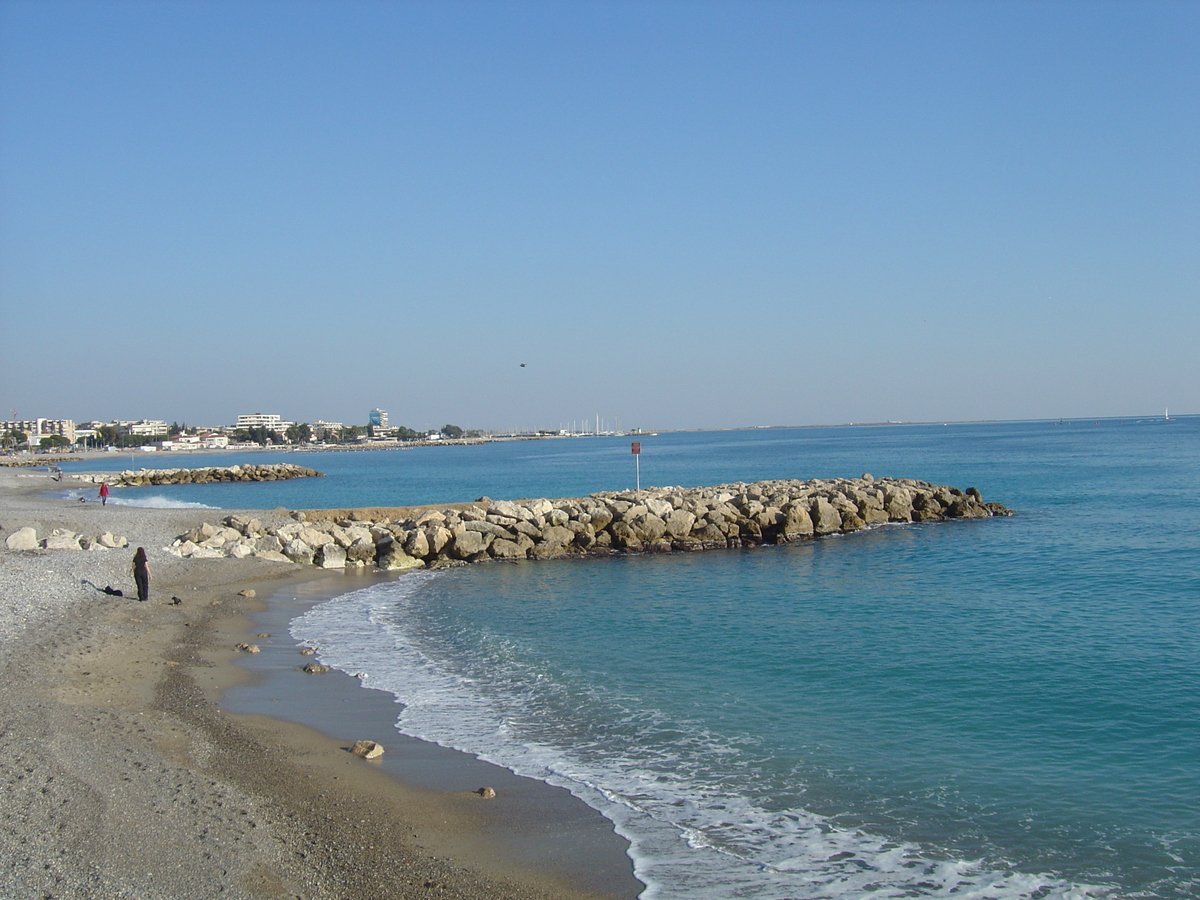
{"left": 631, "top": 441, "right": 641, "bottom": 492}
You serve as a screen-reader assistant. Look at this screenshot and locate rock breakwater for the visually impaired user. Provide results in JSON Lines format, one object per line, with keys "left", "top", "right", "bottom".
{"left": 169, "top": 475, "right": 1011, "bottom": 569}
{"left": 76, "top": 463, "right": 323, "bottom": 488}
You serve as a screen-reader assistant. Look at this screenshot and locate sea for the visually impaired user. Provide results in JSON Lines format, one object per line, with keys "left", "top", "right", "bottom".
{"left": 58, "top": 418, "right": 1200, "bottom": 898}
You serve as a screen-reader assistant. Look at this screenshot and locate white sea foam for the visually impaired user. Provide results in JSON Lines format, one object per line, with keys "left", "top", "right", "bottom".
{"left": 291, "top": 578, "right": 1116, "bottom": 900}
{"left": 57, "top": 488, "right": 215, "bottom": 509}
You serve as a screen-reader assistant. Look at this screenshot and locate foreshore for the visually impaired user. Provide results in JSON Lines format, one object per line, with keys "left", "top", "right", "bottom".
{"left": 0, "top": 468, "right": 640, "bottom": 900}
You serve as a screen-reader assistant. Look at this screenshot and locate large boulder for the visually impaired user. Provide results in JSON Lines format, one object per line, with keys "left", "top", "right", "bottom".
{"left": 403, "top": 528, "right": 430, "bottom": 559}
{"left": 465, "top": 520, "right": 514, "bottom": 539}
{"left": 490, "top": 535, "right": 534, "bottom": 559}
{"left": 299, "top": 526, "right": 334, "bottom": 548}
{"left": 5, "top": 527, "right": 38, "bottom": 551}
{"left": 282, "top": 539, "right": 315, "bottom": 565}
{"left": 609, "top": 520, "right": 641, "bottom": 549}
{"left": 315, "top": 543, "right": 347, "bottom": 568}
{"left": 451, "top": 529, "right": 493, "bottom": 559}
{"left": 587, "top": 506, "right": 614, "bottom": 531}
{"left": 884, "top": 488, "right": 913, "bottom": 522}
{"left": 345, "top": 537, "right": 376, "bottom": 564}
{"left": 377, "top": 546, "right": 424, "bottom": 570}
{"left": 691, "top": 523, "right": 730, "bottom": 546}
{"left": 945, "top": 497, "right": 988, "bottom": 519}
{"left": 42, "top": 530, "right": 81, "bottom": 550}
{"left": 488, "top": 500, "right": 533, "bottom": 521}
{"left": 426, "top": 526, "right": 453, "bottom": 555}
{"left": 782, "top": 502, "right": 814, "bottom": 538}
{"left": 525, "top": 498, "right": 554, "bottom": 517}
{"left": 663, "top": 509, "right": 696, "bottom": 540}
{"left": 644, "top": 498, "right": 674, "bottom": 518}
{"left": 810, "top": 497, "right": 842, "bottom": 535}
{"left": 629, "top": 513, "right": 667, "bottom": 543}
{"left": 512, "top": 520, "right": 543, "bottom": 539}
{"left": 839, "top": 508, "right": 867, "bottom": 532}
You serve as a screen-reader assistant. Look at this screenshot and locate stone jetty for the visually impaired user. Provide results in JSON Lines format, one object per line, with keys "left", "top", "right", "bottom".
{"left": 75, "top": 463, "right": 323, "bottom": 488}
{"left": 168, "top": 475, "right": 1011, "bottom": 569}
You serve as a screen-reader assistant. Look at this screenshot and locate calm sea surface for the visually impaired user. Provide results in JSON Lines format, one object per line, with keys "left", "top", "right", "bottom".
{"left": 65, "top": 419, "right": 1200, "bottom": 897}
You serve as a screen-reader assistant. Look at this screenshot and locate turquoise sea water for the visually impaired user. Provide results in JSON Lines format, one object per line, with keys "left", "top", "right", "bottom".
{"left": 68, "top": 419, "right": 1200, "bottom": 897}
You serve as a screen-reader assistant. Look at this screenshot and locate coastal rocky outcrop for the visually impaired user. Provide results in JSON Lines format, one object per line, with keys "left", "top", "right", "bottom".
{"left": 74, "top": 463, "right": 323, "bottom": 488}
{"left": 167, "top": 476, "right": 1011, "bottom": 569}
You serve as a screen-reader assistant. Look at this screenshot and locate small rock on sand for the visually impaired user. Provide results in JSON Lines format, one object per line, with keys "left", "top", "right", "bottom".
{"left": 350, "top": 740, "right": 384, "bottom": 759}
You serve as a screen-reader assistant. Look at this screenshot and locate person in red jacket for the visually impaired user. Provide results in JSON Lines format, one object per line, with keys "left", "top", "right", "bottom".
{"left": 99, "top": 482, "right": 109, "bottom": 505}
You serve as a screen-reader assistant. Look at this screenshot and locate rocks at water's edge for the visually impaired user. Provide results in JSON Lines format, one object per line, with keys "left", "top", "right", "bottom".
{"left": 74, "top": 463, "right": 323, "bottom": 488}
{"left": 167, "top": 475, "right": 1012, "bottom": 569}
{"left": 350, "top": 740, "right": 384, "bottom": 759}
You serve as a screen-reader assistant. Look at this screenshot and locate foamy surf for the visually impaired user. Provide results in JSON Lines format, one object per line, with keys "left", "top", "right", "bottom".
{"left": 291, "top": 578, "right": 1114, "bottom": 900}
{"left": 57, "top": 489, "right": 215, "bottom": 509}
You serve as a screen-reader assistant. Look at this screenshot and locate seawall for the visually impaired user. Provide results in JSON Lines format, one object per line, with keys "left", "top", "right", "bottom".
{"left": 168, "top": 475, "right": 1012, "bottom": 569}
{"left": 72, "top": 463, "right": 324, "bottom": 487}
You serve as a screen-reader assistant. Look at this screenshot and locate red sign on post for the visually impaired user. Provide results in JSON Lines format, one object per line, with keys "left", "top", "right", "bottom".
{"left": 631, "top": 442, "right": 641, "bottom": 455}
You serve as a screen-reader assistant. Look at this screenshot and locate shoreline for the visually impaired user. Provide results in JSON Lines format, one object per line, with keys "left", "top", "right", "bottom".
{"left": 0, "top": 469, "right": 640, "bottom": 899}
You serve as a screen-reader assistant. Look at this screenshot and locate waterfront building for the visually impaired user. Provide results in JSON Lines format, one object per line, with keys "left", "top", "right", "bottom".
{"left": 6, "top": 418, "right": 76, "bottom": 444}
{"left": 128, "top": 420, "right": 168, "bottom": 436}
{"left": 236, "top": 413, "right": 284, "bottom": 431}
{"left": 369, "top": 409, "right": 389, "bottom": 429}
{"left": 311, "top": 420, "right": 343, "bottom": 441}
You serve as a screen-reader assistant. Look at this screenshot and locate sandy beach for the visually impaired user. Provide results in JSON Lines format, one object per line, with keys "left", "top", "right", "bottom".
{"left": 0, "top": 466, "right": 640, "bottom": 900}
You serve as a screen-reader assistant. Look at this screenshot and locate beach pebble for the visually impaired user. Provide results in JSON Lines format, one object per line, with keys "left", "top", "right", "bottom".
{"left": 235, "top": 643, "right": 260, "bottom": 653}
{"left": 477, "top": 787, "right": 496, "bottom": 799}
{"left": 238, "top": 589, "right": 256, "bottom": 598}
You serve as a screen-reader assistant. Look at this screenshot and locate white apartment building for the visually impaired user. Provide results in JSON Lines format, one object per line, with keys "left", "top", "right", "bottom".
{"left": 162, "top": 433, "right": 229, "bottom": 450}
{"left": 236, "top": 413, "right": 284, "bottom": 430}
{"left": 311, "top": 420, "right": 343, "bottom": 440}
{"left": 7, "top": 418, "right": 77, "bottom": 443}
{"left": 128, "top": 420, "right": 169, "bottom": 436}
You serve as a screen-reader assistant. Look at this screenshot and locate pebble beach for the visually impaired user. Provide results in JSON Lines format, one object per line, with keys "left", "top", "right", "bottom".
{"left": 0, "top": 465, "right": 638, "bottom": 900}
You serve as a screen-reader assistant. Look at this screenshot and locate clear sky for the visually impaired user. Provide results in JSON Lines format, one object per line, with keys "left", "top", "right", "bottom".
{"left": 1, "top": 0, "right": 1196, "bottom": 432}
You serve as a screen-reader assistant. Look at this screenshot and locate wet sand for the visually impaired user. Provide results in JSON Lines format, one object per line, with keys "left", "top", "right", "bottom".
{"left": 0, "top": 466, "right": 641, "bottom": 899}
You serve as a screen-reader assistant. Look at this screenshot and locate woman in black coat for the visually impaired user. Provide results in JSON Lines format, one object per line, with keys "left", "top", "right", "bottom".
{"left": 132, "top": 547, "right": 150, "bottom": 602}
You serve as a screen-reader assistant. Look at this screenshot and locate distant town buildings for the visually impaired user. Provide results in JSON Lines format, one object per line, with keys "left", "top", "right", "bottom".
{"left": 3, "top": 409, "right": 479, "bottom": 452}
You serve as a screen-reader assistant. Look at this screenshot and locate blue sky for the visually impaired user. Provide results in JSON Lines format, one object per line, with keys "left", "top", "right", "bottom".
{"left": 1, "top": 0, "right": 1196, "bottom": 431}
